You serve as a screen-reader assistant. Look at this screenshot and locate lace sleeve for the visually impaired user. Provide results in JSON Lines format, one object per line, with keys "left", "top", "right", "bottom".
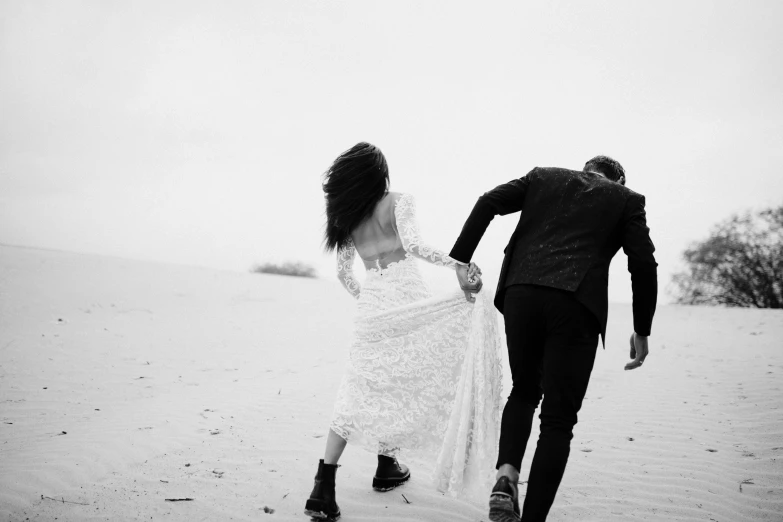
{"left": 394, "top": 193, "right": 464, "bottom": 270}
{"left": 336, "top": 238, "right": 361, "bottom": 298}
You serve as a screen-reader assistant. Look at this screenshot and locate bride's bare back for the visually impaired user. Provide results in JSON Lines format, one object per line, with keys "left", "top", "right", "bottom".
{"left": 336, "top": 192, "right": 462, "bottom": 298}
{"left": 351, "top": 193, "right": 407, "bottom": 270}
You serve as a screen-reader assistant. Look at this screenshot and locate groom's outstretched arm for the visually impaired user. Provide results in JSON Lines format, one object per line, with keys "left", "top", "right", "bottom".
{"left": 449, "top": 169, "right": 534, "bottom": 263}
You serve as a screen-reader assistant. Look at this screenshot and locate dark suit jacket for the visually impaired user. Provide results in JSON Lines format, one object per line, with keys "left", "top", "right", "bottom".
{"left": 449, "top": 167, "right": 658, "bottom": 343}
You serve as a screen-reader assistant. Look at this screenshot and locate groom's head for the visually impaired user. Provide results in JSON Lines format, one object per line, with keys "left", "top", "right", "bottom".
{"left": 584, "top": 156, "right": 626, "bottom": 186}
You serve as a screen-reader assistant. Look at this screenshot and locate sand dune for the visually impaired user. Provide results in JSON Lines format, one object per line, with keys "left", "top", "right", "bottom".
{"left": 1, "top": 244, "right": 781, "bottom": 521}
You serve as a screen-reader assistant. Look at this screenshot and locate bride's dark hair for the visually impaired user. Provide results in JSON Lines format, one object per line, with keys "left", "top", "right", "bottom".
{"left": 322, "top": 142, "right": 389, "bottom": 252}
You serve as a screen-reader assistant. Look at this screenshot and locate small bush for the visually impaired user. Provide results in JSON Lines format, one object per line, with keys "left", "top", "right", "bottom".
{"left": 671, "top": 205, "right": 782, "bottom": 308}
{"left": 250, "top": 261, "right": 317, "bottom": 278}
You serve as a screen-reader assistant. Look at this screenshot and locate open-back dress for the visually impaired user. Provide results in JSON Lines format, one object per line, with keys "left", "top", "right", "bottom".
{"left": 330, "top": 192, "right": 503, "bottom": 498}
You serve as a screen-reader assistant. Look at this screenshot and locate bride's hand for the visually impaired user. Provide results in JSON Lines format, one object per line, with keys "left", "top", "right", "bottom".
{"left": 467, "top": 262, "right": 482, "bottom": 284}
{"left": 456, "top": 264, "right": 482, "bottom": 302}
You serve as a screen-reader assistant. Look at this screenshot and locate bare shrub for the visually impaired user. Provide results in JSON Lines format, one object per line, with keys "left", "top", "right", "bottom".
{"left": 671, "top": 205, "right": 782, "bottom": 308}
{"left": 250, "top": 261, "right": 317, "bottom": 278}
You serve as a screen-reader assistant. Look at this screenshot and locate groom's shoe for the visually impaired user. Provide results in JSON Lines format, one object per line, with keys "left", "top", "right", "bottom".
{"left": 372, "top": 455, "right": 411, "bottom": 491}
{"left": 304, "top": 459, "right": 341, "bottom": 521}
{"left": 488, "top": 476, "right": 521, "bottom": 522}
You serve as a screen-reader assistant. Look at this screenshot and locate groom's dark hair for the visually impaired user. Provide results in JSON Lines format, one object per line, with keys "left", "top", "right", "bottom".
{"left": 584, "top": 156, "right": 626, "bottom": 185}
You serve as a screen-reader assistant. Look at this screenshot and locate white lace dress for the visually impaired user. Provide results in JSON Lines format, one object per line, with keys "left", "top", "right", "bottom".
{"left": 330, "top": 193, "right": 504, "bottom": 499}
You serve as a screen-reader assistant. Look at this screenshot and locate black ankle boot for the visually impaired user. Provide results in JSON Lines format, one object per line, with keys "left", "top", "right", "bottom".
{"left": 304, "top": 459, "right": 341, "bottom": 520}
{"left": 372, "top": 455, "right": 410, "bottom": 491}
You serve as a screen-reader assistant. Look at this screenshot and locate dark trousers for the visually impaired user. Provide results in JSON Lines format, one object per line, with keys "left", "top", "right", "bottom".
{"left": 498, "top": 284, "right": 599, "bottom": 522}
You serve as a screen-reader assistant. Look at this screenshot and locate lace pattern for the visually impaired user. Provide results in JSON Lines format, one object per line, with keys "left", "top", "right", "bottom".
{"left": 395, "top": 193, "right": 461, "bottom": 269}
{"left": 433, "top": 288, "right": 504, "bottom": 500}
{"left": 336, "top": 238, "right": 361, "bottom": 299}
{"left": 330, "top": 204, "right": 503, "bottom": 499}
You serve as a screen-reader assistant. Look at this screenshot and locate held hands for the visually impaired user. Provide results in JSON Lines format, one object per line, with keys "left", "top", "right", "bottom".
{"left": 624, "top": 333, "right": 649, "bottom": 371}
{"left": 456, "top": 262, "right": 483, "bottom": 303}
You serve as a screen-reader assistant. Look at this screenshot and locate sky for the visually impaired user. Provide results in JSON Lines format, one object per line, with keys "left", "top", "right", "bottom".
{"left": 1, "top": 0, "right": 782, "bottom": 303}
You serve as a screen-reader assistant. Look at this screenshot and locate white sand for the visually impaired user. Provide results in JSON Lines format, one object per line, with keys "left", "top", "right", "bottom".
{"left": 1, "top": 244, "right": 781, "bottom": 521}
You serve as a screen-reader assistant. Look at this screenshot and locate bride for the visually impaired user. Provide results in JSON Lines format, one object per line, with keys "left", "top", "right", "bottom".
{"left": 305, "top": 142, "right": 504, "bottom": 520}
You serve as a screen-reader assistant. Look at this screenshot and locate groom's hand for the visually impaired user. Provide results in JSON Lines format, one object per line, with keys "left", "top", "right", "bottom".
{"left": 456, "top": 264, "right": 482, "bottom": 303}
{"left": 624, "top": 333, "right": 649, "bottom": 371}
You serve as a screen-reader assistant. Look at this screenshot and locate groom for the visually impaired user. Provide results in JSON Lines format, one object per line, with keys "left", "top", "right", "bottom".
{"left": 451, "top": 156, "right": 657, "bottom": 522}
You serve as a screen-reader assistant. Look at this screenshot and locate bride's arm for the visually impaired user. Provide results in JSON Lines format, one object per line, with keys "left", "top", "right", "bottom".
{"left": 336, "top": 239, "right": 361, "bottom": 298}
{"left": 394, "top": 193, "right": 467, "bottom": 271}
